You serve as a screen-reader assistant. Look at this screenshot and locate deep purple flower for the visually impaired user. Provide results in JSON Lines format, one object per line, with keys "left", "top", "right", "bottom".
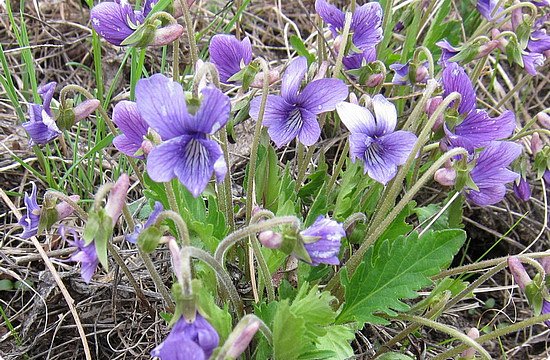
{"left": 465, "top": 141, "right": 522, "bottom": 206}
{"left": 436, "top": 39, "right": 460, "bottom": 65}
{"left": 60, "top": 226, "right": 99, "bottom": 284}
{"left": 513, "top": 177, "right": 531, "bottom": 201}
{"left": 531, "top": 0, "right": 550, "bottom": 6}
{"left": 135, "top": 74, "right": 230, "bottom": 197}
{"left": 300, "top": 216, "right": 345, "bottom": 266}
{"left": 126, "top": 201, "right": 163, "bottom": 243}
{"left": 22, "top": 82, "right": 61, "bottom": 146}
{"left": 544, "top": 170, "right": 550, "bottom": 186}
{"left": 477, "top": 0, "right": 504, "bottom": 21}
{"left": 249, "top": 57, "right": 348, "bottom": 147}
{"left": 441, "top": 62, "right": 516, "bottom": 151}
{"left": 336, "top": 95, "right": 418, "bottom": 184}
{"left": 113, "top": 100, "right": 150, "bottom": 158}
{"left": 390, "top": 61, "right": 429, "bottom": 85}
{"left": 543, "top": 300, "right": 550, "bottom": 327}
{"left": 315, "top": 0, "right": 383, "bottom": 70}
{"left": 528, "top": 30, "right": 550, "bottom": 54}
{"left": 209, "top": 34, "right": 253, "bottom": 83}
{"left": 18, "top": 183, "right": 40, "bottom": 239}
{"left": 151, "top": 313, "right": 219, "bottom": 360}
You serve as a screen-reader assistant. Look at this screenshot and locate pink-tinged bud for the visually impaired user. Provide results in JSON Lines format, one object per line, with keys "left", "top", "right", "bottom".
{"left": 540, "top": 257, "right": 550, "bottom": 275}
{"left": 508, "top": 256, "right": 532, "bottom": 291}
{"left": 150, "top": 24, "right": 185, "bottom": 47}
{"left": 168, "top": 237, "right": 183, "bottom": 285}
{"left": 544, "top": 49, "right": 550, "bottom": 59}
{"left": 477, "top": 40, "right": 500, "bottom": 58}
{"left": 349, "top": 92, "right": 359, "bottom": 105}
{"left": 312, "top": 61, "right": 329, "bottom": 81}
{"left": 434, "top": 167, "right": 456, "bottom": 186}
{"left": 415, "top": 65, "right": 429, "bottom": 83}
{"left": 333, "top": 35, "right": 343, "bottom": 54}
{"left": 105, "top": 173, "right": 129, "bottom": 224}
{"left": 251, "top": 206, "right": 263, "bottom": 217}
{"left": 223, "top": 317, "right": 261, "bottom": 359}
{"left": 171, "top": 0, "right": 196, "bottom": 18}
{"left": 511, "top": 7, "right": 523, "bottom": 31}
{"left": 56, "top": 195, "right": 80, "bottom": 220}
{"left": 537, "top": 112, "right": 550, "bottom": 129}
{"left": 258, "top": 230, "right": 283, "bottom": 249}
{"left": 250, "top": 69, "right": 280, "bottom": 88}
{"left": 74, "top": 99, "right": 100, "bottom": 121}
{"left": 531, "top": 132, "right": 543, "bottom": 154}
{"left": 426, "top": 96, "right": 444, "bottom": 131}
{"left": 141, "top": 139, "right": 154, "bottom": 156}
{"left": 365, "top": 73, "right": 384, "bottom": 88}
{"left": 461, "top": 328, "right": 480, "bottom": 359}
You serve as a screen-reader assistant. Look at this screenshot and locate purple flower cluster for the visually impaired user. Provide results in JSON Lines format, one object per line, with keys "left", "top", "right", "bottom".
{"left": 250, "top": 57, "right": 348, "bottom": 147}
{"left": 315, "top": 0, "right": 383, "bottom": 70}
{"left": 113, "top": 74, "right": 231, "bottom": 197}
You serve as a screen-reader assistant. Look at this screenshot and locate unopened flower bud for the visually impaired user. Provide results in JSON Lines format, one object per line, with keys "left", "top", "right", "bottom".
{"left": 258, "top": 230, "right": 283, "bottom": 249}
{"left": 250, "top": 69, "right": 280, "bottom": 88}
{"left": 220, "top": 316, "right": 261, "bottom": 359}
{"left": 349, "top": 92, "right": 359, "bottom": 105}
{"left": 365, "top": 73, "right": 384, "bottom": 88}
{"left": 434, "top": 167, "right": 456, "bottom": 186}
{"left": 531, "top": 132, "right": 543, "bottom": 154}
{"left": 105, "top": 173, "right": 129, "bottom": 224}
{"left": 537, "top": 112, "right": 550, "bottom": 129}
{"left": 540, "top": 256, "right": 550, "bottom": 274}
{"left": 426, "top": 96, "right": 444, "bottom": 131}
{"left": 508, "top": 256, "right": 532, "bottom": 291}
{"left": 56, "top": 195, "right": 81, "bottom": 219}
{"left": 141, "top": 139, "right": 154, "bottom": 156}
{"left": 74, "top": 99, "right": 100, "bottom": 121}
{"left": 477, "top": 40, "right": 500, "bottom": 58}
{"left": 415, "top": 64, "right": 429, "bottom": 83}
{"left": 150, "top": 23, "right": 185, "bottom": 47}
{"left": 333, "top": 35, "right": 343, "bottom": 54}
{"left": 313, "top": 61, "right": 329, "bottom": 81}
{"left": 461, "top": 328, "right": 480, "bottom": 359}
{"left": 513, "top": 177, "right": 531, "bottom": 201}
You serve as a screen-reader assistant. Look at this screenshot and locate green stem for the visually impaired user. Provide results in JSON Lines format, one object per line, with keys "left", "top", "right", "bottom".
{"left": 140, "top": 247, "right": 175, "bottom": 309}
{"left": 164, "top": 182, "right": 181, "bottom": 215}
{"left": 327, "top": 141, "right": 349, "bottom": 194}
{"left": 178, "top": 0, "right": 198, "bottom": 69}
{"left": 173, "top": 35, "right": 180, "bottom": 81}
{"left": 399, "top": 314, "right": 492, "bottom": 360}
{"left": 44, "top": 190, "right": 88, "bottom": 220}
{"left": 333, "top": 12, "right": 352, "bottom": 77}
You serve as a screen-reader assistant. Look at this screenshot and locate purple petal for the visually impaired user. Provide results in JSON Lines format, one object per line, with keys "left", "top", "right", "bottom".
{"left": 301, "top": 216, "right": 345, "bottom": 266}
{"left": 466, "top": 184, "right": 507, "bottom": 206}
{"left": 281, "top": 57, "right": 308, "bottom": 103}
{"left": 358, "top": 137, "right": 398, "bottom": 184}
{"left": 477, "top": 0, "right": 504, "bottom": 21}
{"left": 136, "top": 73, "right": 190, "bottom": 139}
{"left": 442, "top": 62, "right": 477, "bottom": 115}
{"left": 265, "top": 107, "right": 303, "bottom": 148}
{"left": 191, "top": 86, "right": 231, "bottom": 134}
{"left": 152, "top": 338, "right": 205, "bottom": 360}
{"left": 249, "top": 95, "right": 294, "bottom": 126}
{"left": 390, "top": 62, "right": 410, "bottom": 85}
{"left": 342, "top": 48, "right": 377, "bottom": 70}
{"left": 113, "top": 100, "right": 149, "bottom": 157}
{"left": 376, "top": 131, "right": 418, "bottom": 165}
{"left": 142, "top": 0, "right": 156, "bottom": 16}
{"left": 90, "top": 2, "right": 135, "bottom": 46}
{"left": 18, "top": 183, "right": 40, "bottom": 238}
{"left": 528, "top": 30, "right": 550, "bottom": 54}
{"left": 371, "top": 94, "right": 397, "bottom": 135}
{"left": 336, "top": 101, "right": 377, "bottom": 135}
{"left": 297, "top": 108, "right": 321, "bottom": 146}
{"left": 543, "top": 300, "right": 550, "bottom": 328}
{"left": 513, "top": 177, "right": 531, "bottom": 201}
{"left": 22, "top": 110, "right": 61, "bottom": 146}
{"left": 350, "top": 2, "right": 383, "bottom": 49}
{"left": 297, "top": 78, "right": 348, "bottom": 114}
{"left": 436, "top": 39, "right": 459, "bottom": 65}
{"left": 522, "top": 52, "right": 545, "bottom": 76}
{"left": 454, "top": 109, "right": 516, "bottom": 148}
{"left": 146, "top": 136, "right": 191, "bottom": 183}
{"left": 315, "top": 0, "right": 345, "bottom": 36}
{"left": 209, "top": 34, "right": 253, "bottom": 83}
{"left": 38, "top": 82, "right": 57, "bottom": 115}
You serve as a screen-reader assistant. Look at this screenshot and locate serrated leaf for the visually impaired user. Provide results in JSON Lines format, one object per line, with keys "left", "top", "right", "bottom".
{"left": 290, "top": 284, "right": 336, "bottom": 337}
{"left": 273, "top": 300, "right": 313, "bottom": 360}
{"left": 315, "top": 325, "right": 355, "bottom": 359}
{"left": 338, "top": 230, "right": 466, "bottom": 325}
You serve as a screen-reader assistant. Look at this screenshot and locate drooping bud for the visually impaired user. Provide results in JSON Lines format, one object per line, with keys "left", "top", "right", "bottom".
{"left": 250, "top": 69, "right": 280, "bottom": 88}
{"left": 56, "top": 195, "right": 81, "bottom": 219}
{"left": 258, "top": 230, "right": 283, "bottom": 249}
{"left": 105, "top": 173, "right": 129, "bottom": 224}
{"left": 426, "top": 96, "right": 444, "bottom": 131}
{"left": 168, "top": 237, "right": 183, "bottom": 285}
{"left": 74, "top": 99, "right": 100, "bottom": 121}
{"left": 140, "top": 139, "right": 155, "bottom": 156}
{"left": 150, "top": 23, "right": 185, "bottom": 47}
{"left": 508, "top": 256, "right": 532, "bottom": 291}
{"left": 531, "top": 132, "right": 543, "bottom": 154}
{"left": 415, "top": 63, "right": 429, "bottom": 83}
{"left": 434, "top": 167, "right": 457, "bottom": 186}
{"left": 460, "top": 328, "right": 480, "bottom": 359}
{"left": 218, "top": 315, "right": 261, "bottom": 359}
{"left": 477, "top": 39, "right": 500, "bottom": 58}
{"left": 365, "top": 73, "right": 384, "bottom": 87}
{"left": 57, "top": 99, "right": 76, "bottom": 130}
{"left": 537, "top": 112, "right": 550, "bottom": 129}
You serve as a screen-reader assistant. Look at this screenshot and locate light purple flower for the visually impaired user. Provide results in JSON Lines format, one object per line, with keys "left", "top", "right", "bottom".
{"left": 442, "top": 62, "right": 516, "bottom": 152}
{"left": 91, "top": 0, "right": 154, "bottom": 46}
{"left": 390, "top": 61, "right": 429, "bottom": 85}
{"left": 18, "top": 183, "right": 40, "bottom": 239}
{"left": 513, "top": 177, "right": 531, "bottom": 201}
{"left": 151, "top": 313, "right": 219, "bottom": 360}
{"left": 126, "top": 201, "right": 163, "bottom": 243}
{"left": 522, "top": 51, "right": 545, "bottom": 76}
{"left": 336, "top": 95, "right": 418, "bottom": 184}
{"left": 301, "top": 216, "right": 345, "bottom": 266}
{"left": 136, "top": 74, "right": 230, "bottom": 197}
{"left": 22, "top": 82, "right": 61, "bottom": 146}
{"left": 436, "top": 39, "right": 460, "bottom": 65}
{"left": 60, "top": 226, "right": 99, "bottom": 284}
{"left": 209, "top": 34, "right": 253, "bottom": 83}
{"left": 465, "top": 141, "right": 522, "bottom": 206}
{"left": 315, "top": 0, "right": 383, "bottom": 69}
{"left": 477, "top": 0, "right": 504, "bottom": 21}
{"left": 249, "top": 57, "right": 348, "bottom": 147}
{"left": 113, "top": 100, "right": 150, "bottom": 158}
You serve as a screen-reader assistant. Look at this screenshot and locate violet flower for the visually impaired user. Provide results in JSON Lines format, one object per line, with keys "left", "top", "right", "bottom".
{"left": 465, "top": 141, "right": 522, "bottom": 206}
{"left": 528, "top": 29, "right": 550, "bottom": 54}
{"left": 436, "top": 40, "right": 460, "bottom": 65}
{"left": 18, "top": 183, "right": 40, "bottom": 239}
{"left": 335, "top": 95, "right": 418, "bottom": 184}
{"left": 209, "top": 34, "right": 253, "bottom": 83}
{"left": 522, "top": 51, "right": 545, "bottom": 76}
{"left": 249, "top": 57, "right": 348, "bottom": 147}
{"left": 477, "top": 0, "right": 504, "bottom": 21}
{"left": 113, "top": 100, "right": 150, "bottom": 158}
{"left": 135, "top": 74, "right": 230, "bottom": 197}
{"left": 390, "top": 61, "right": 429, "bottom": 85}
{"left": 513, "top": 176, "right": 531, "bottom": 201}
{"left": 151, "top": 313, "right": 219, "bottom": 360}
{"left": 441, "top": 62, "right": 516, "bottom": 152}
{"left": 315, "top": 0, "right": 383, "bottom": 70}
{"left": 300, "top": 216, "right": 345, "bottom": 266}
{"left": 543, "top": 300, "right": 550, "bottom": 327}
{"left": 60, "top": 226, "right": 99, "bottom": 284}
{"left": 126, "top": 201, "right": 163, "bottom": 244}
{"left": 22, "top": 82, "right": 61, "bottom": 146}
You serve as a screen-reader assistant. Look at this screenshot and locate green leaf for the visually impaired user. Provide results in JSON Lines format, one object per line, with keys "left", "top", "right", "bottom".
{"left": 506, "top": 37, "right": 524, "bottom": 67}
{"left": 315, "top": 325, "right": 355, "bottom": 359}
{"left": 273, "top": 300, "right": 312, "bottom": 360}
{"left": 83, "top": 209, "right": 112, "bottom": 270}
{"left": 378, "top": 353, "right": 415, "bottom": 360}
{"left": 338, "top": 230, "right": 466, "bottom": 325}
{"left": 290, "top": 35, "right": 315, "bottom": 65}
{"left": 193, "top": 280, "right": 232, "bottom": 342}
{"left": 290, "top": 284, "right": 336, "bottom": 337}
